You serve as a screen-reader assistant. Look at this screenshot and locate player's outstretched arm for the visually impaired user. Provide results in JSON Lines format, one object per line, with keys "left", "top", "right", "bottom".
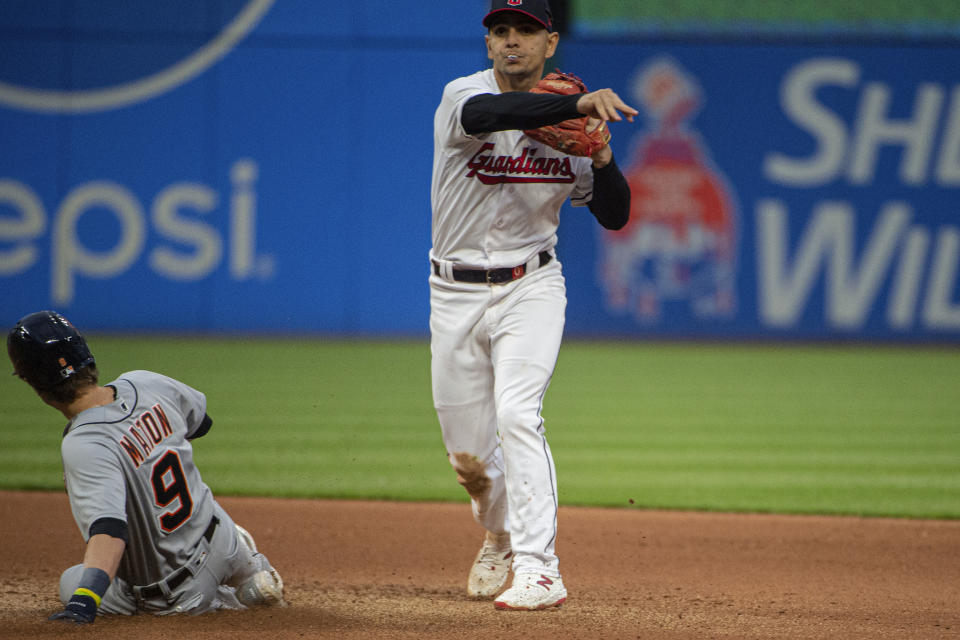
{"left": 576, "top": 89, "right": 638, "bottom": 123}
{"left": 462, "top": 92, "right": 583, "bottom": 135}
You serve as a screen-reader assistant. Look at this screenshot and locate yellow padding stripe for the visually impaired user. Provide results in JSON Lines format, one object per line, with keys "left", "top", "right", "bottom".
{"left": 74, "top": 587, "right": 102, "bottom": 607}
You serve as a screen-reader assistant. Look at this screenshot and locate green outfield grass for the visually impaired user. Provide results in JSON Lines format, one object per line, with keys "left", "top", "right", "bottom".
{"left": 1, "top": 338, "right": 957, "bottom": 519}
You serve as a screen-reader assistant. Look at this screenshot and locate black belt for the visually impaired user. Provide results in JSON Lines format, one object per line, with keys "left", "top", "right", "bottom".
{"left": 137, "top": 516, "right": 219, "bottom": 600}
{"left": 434, "top": 251, "right": 552, "bottom": 284}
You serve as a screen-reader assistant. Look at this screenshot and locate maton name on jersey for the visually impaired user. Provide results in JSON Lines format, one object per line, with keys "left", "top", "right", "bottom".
{"left": 118, "top": 404, "right": 174, "bottom": 467}
{"left": 465, "top": 143, "right": 575, "bottom": 185}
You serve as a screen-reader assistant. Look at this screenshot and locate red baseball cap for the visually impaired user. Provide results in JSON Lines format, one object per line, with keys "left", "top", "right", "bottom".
{"left": 483, "top": 0, "right": 554, "bottom": 33}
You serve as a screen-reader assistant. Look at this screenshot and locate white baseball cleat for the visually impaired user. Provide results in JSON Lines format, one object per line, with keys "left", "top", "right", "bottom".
{"left": 494, "top": 572, "right": 567, "bottom": 611}
{"left": 234, "top": 524, "right": 288, "bottom": 607}
{"left": 237, "top": 567, "right": 288, "bottom": 608}
{"left": 467, "top": 531, "right": 513, "bottom": 598}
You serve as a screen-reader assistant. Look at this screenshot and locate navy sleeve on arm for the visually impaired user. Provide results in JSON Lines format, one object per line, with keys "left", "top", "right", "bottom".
{"left": 462, "top": 92, "right": 584, "bottom": 135}
{"left": 188, "top": 413, "right": 213, "bottom": 440}
{"left": 588, "top": 156, "right": 631, "bottom": 230}
{"left": 89, "top": 517, "right": 129, "bottom": 544}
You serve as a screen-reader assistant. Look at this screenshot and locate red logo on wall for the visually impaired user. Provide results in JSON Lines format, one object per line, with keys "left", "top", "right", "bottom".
{"left": 599, "top": 58, "right": 739, "bottom": 323}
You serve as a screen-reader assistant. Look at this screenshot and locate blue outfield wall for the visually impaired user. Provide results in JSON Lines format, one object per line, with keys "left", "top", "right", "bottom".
{"left": 1, "top": 1, "right": 958, "bottom": 342}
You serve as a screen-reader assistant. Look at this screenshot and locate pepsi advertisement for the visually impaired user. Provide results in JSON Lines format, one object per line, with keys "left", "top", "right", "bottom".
{"left": 1, "top": 1, "right": 958, "bottom": 342}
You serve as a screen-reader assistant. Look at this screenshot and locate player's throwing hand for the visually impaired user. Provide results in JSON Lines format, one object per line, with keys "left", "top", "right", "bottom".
{"left": 576, "top": 88, "right": 638, "bottom": 122}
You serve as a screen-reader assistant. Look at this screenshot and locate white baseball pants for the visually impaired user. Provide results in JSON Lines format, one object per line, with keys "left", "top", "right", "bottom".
{"left": 430, "top": 259, "right": 566, "bottom": 576}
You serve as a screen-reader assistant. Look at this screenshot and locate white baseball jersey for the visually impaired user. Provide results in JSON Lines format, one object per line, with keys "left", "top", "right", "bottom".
{"left": 431, "top": 68, "right": 594, "bottom": 267}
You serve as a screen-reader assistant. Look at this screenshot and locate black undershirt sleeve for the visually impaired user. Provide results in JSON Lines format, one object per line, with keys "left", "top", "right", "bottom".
{"left": 588, "top": 156, "right": 631, "bottom": 230}
{"left": 462, "top": 92, "right": 584, "bottom": 135}
{"left": 89, "top": 517, "right": 129, "bottom": 544}
{"left": 188, "top": 413, "right": 213, "bottom": 440}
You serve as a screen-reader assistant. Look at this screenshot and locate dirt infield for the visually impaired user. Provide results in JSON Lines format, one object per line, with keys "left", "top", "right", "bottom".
{"left": 2, "top": 491, "right": 958, "bottom": 639}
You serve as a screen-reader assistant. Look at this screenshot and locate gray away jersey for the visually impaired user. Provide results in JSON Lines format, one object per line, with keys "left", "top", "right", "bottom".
{"left": 61, "top": 370, "right": 217, "bottom": 587}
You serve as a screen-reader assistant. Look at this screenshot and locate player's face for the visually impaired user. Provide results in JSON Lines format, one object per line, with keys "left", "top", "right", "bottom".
{"left": 485, "top": 14, "right": 558, "bottom": 89}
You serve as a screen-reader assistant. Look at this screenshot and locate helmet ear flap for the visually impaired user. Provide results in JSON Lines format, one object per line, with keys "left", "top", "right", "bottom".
{"left": 7, "top": 311, "right": 95, "bottom": 390}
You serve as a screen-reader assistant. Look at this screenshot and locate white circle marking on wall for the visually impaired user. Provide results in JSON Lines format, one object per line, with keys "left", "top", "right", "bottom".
{"left": 0, "top": 0, "right": 275, "bottom": 114}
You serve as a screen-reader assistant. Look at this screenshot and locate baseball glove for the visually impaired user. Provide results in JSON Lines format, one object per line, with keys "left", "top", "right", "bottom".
{"left": 523, "top": 70, "right": 611, "bottom": 157}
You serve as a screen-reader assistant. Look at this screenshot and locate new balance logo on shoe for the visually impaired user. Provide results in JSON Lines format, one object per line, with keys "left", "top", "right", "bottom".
{"left": 494, "top": 572, "right": 567, "bottom": 611}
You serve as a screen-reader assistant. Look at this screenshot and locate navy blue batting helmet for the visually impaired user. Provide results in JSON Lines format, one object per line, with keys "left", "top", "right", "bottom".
{"left": 7, "top": 311, "right": 95, "bottom": 390}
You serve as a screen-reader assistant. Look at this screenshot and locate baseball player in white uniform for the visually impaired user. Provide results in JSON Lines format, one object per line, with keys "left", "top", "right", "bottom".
{"left": 7, "top": 310, "right": 287, "bottom": 623}
{"left": 430, "top": 0, "right": 636, "bottom": 611}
